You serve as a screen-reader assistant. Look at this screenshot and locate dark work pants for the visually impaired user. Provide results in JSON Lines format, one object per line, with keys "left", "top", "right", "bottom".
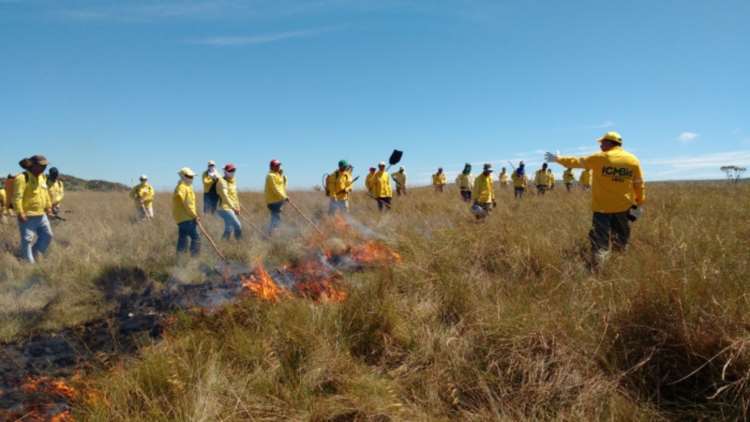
{"left": 514, "top": 187, "right": 525, "bottom": 198}
{"left": 177, "top": 219, "right": 201, "bottom": 256}
{"left": 460, "top": 190, "right": 472, "bottom": 202}
{"left": 589, "top": 212, "right": 631, "bottom": 254}
{"left": 377, "top": 197, "right": 391, "bottom": 212}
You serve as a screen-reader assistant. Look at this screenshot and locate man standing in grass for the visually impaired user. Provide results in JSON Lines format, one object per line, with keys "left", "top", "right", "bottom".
{"left": 456, "top": 163, "right": 474, "bottom": 203}
{"left": 433, "top": 168, "right": 447, "bottom": 193}
{"left": 173, "top": 167, "right": 201, "bottom": 257}
{"left": 373, "top": 162, "right": 393, "bottom": 212}
{"left": 546, "top": 131, "right": 646, "bottom": 265}
{"left": 535, "top": 163, "right": 552, "bottom": 195}
{"left": 0, "top": 183, "right": 7, "bottom": 223}
{"left": 202, "top": 160, "right": 220, "bottom": 215}
{"left": 265, "top": 159, "right": 288, "bottom": 235}
{"left": 217, "top": 163, "right": 242, "bottom": 240}
{"left": 326, "top": 160, "right": 353, "bottom": 215}
{"left": 579, "top": 168, "right": 592, "bottom": 191}
{"left": 392, "top": 166, "right": 407, "bottom": 196}
{"left": 512, "top": 162, "right": 528, "bottom": 199}
{"left": 499, "top": 167, "right": 511, "bottom": 188}
{"left": 472, "top": 164, "right": 496, "bottom": 220}
{"left": 14, "top": 155, "right": 54, "bottom": 263}
{"left": 130, "top": 175, "right": 155, "bottom": 220}
{"left": 547, "top": 168, "right": 556, "bottom": 190}
{"left": 47, "top": 167, "right": 64, "bottom": 219}
{"left": 563, "top": 168, "right": 575, "bottom": 192}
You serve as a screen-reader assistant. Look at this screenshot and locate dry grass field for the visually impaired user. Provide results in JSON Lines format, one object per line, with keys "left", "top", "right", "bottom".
{"left": 1, "top": 181, "right": 749, "bottom": 421}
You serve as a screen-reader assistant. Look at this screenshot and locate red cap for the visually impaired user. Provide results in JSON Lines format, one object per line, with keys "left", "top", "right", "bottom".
{"left": 224, "top": 163, "right": 236, "bottom": 172}
{"left": 270, "top": 159, "right": 281, "bottom": 169}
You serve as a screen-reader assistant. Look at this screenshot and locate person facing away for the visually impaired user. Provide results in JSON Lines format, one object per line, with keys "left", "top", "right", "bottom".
{"left": 13, "top": 155, "right": 54, "bottom": 264}
{"left": 472, "top": 163, "right": 496, "bottom": 220}
{"left": 216, "top": 163, "right": 242, "bottom": 241}
{"left": 499, "top": 167, "right": 511, "bottom": 187}
{"left": 265, "top": 159, "right": 288, "bottom": 235}
{"left": 0, "top": 185, "right": 6, "bottom": 221}
{"left": 433, "top": 168, "right": 447, "bottom": 192}
{"left": 202, "top": 160, "right": 220, "bottom": 215}
{"left": 47, "top": 167, "right": 64, "bottom": 218}
{"left": 563, "top": 168, "right": 575, "bottom": 192}
{"left": 535, "top": 163, "right": 551, "bottom": 195}
{"left": 456, "top": 163, "right": 474, "bottom": 203}
{"left": 373, "top": 162, "right": 393, "bottom": 212}
{"left": 547, "top": 168, "right": 556, "bottom": 190}
{"left": 326, "top": 160, "right": 353, "bottom": 215}
{"left": 392, "top": 166, "right": 407, "bottom": 196}
{"left": 579, "top": 168, "right": 592, "bottom": 190}
{"left": 512, "top": 162, "right": 528, "bottom": 199}
{"left": 365, "top": 167, "right": 377, "bottom": 196}
{"left": 546, "top": 131, "right": 646, "bottom": 265}
{"left": 172, "top": 167, "right": 201, "bottom": 257}
{"left": 130, "top": 175, "right": 155, "bottom": 220}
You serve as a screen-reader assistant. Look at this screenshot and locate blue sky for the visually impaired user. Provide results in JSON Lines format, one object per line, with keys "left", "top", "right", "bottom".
{"left": 1, "top": 0, "right": 748, "bottom": 190}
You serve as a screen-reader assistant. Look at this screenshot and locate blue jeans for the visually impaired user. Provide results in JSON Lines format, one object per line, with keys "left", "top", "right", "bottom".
{"left": 177, "top": 219, "right": 201, "bottom": 256}
{"left": 18, "top": 215, "right": 53, "bottom": 263}
{"left": 328, "top": 199, "right": 349, "bottom": 215}
{"left": 218, "top": 209, "right": 242, "bottom": 240}
{"left": 267, "top": 201, "right": 284, "bottom": 234}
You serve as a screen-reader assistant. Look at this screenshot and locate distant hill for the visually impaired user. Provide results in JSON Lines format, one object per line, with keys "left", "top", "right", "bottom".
{"left": 0, "top": 174, "right": 129, "bottom": 192}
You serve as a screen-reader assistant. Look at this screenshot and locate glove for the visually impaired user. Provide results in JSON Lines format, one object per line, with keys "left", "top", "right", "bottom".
{"left": 544, "top": 151, "right": 560, "bottom": 163}
{"left": 628, "top": 205, "right": 643, "bottom": 222}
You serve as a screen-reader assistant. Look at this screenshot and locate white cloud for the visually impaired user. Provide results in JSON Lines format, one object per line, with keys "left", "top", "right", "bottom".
{"left": 189, "top": 27, "right": 337, "bottom": 46}
{"left": 677, "top": 131, "right": 699, "bottom": 143}
{"left": 587, "top": 120, "right": 615, "bottom": 129}
{"left": 645, "top": 150, "right": 750, "bottom": 180}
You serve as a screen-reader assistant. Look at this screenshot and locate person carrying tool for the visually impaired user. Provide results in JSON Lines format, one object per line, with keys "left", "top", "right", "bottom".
{"left": 499, "top": 167, "right": 511, "bottom": 187}
{"left": 433, "top": 168, "right": 447, "bottom": 193}
{"left": 265, "top": 159, "right": 288, "bottom": 235}
{"left": 471, "top": 164, "right": 496, "bottom": 220}
{"left": 46, "top": 167, "right": 64, "bottom": 219}
{"left": 326, "top": 160, "right": 353, "bottom": 215}
{"left": 216, "top": 163, "right": 242, "bottom": 240}
{"left": 456, "top": 163, "right": 474, "bottom": 202}
{"left": 202, "top": 160, "right": 220, "bottom": 215}
{"left": 563, "top": 168, "right": 575, "bottom": 192}
{"left": 535, "top": 163, "right": 552, "bottom": 195}
{"left": 365, "top": 167, "right": 377, "bottom": 196}
{"left": 579, "top": 168, "right": 592, "bottom": 190}
{"left": 392, "top": 166, "right": 407, "bottom": 196}
{"left": 173, "top": 167, "right": 201, "bottom": 256}
{"left": 372, "top": 162, "right": 393, "bottom": 212}
{"left": 512, "top": 162, "right": 527, "bottom": 199}
{"left": 130, "top": 175, "right": 155, "bottom": 220}
{"left": 545, "top": 131, "right": 646, "bottom": 265}
{"left": 13, "top": 155, "right": 54, "bottom": 264}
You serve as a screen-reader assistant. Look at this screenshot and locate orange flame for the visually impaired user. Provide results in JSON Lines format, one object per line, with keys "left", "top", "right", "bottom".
{"left": 242, "top": 265, "right": 283, "bottom": 302}
{"left": 350, "top": 241, "right": 402, "bottom": 266}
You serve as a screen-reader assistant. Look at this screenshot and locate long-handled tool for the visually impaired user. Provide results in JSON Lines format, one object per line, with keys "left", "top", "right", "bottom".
{"left": 196, "top": 219, "right": 226, "bottom": 262}
{"left": 235, "top": 208, "right": 270, "bottom": 240}
{"left": 287, "top": 199, "right": 325, "bottom": 236}
{"left": 385, "top": 149, "right": 404, "bottom": 171}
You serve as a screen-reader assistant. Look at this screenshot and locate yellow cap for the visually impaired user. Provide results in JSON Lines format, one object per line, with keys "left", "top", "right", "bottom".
{"left": 597, "top": 131, "right": 623, "bottom": 145}
{"left": 178, "top": 167, "right": 196, "bottom": 177}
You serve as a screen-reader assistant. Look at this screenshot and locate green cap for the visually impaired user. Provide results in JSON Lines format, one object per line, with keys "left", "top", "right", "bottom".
{"left": 338, "top": 160, "right": 349, "bottom": 169}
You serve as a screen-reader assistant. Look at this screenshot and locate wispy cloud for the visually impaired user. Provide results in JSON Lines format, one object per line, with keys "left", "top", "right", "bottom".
{"left": 645, "top": 150, "right": 750, "bottom": 179}
{"left": 677, "top": 131, "right": 699, "bottom": 144}
{"left": 189, "top": 27, "right": 338, "bottom": 46}
{"left": 585, "top": 120, "right": 615, "bottom": 129}
{"left": 59, "top": 0, "right": 250, "bottom": 22}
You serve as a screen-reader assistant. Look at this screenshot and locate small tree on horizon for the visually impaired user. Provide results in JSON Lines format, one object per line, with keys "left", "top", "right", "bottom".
{"left": 721, "top": 166, "right": 746, "bottom": 183}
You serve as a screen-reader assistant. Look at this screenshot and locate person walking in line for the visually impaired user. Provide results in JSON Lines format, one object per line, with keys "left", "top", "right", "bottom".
{"left": 547, "top": 168, "right": 556, "bottom": 191}
{"left": 326, "top": 160, "right": 353, "bottom": 215}
{"left": 433, "top": 168, "right": 447, "bottom": 193}
{"left": 373, "top": 162, "right": 393, "bottom": 212}
{"left": 202, "top": 160, "right": 220, "bottom": 215}
{"left": 173, "top": 167, "right": 201, "bottom": 257}
{"left": 512, "top": 162, "right": 528, "bottom": 199}
{"left": 265, "top": 159, "right": 288, "bottom": 235}
{"left": 579, "top": 168, "right": 592, "bottom": 191}
{"left": 217, "top": 163, "right": 242, "bottom": 240}
{"left": 545, "top": 131, "right": 646, "bottom": 265}
{"left": 130, "top": 175, "right": 155, "bottom": 220}
{"left": 456, "top": 163, "right": 474, "bottom": 203}
{"left": 47, "top": 167, "right": 64, "bottom": 219}
{"left": 0, "top": 183, "right": 6, "bottom": 223}
{"left": 392, "top": 166, "right": 407, "bottom": 196}
{"left": 13, "top": 155, "right": 54, "bottom": 264}
{"left": 535, "top": 163, "right": 552, "bottom": 195}
{"left": 365, "top": 167, "right": 377, "bottom": 197}
{"left": 471, "top": 164, "right": 496, "bottom": 221}
{"left": 563, "top": 168, "right": 575, "bottom": 192}
{"left": 499, "top": 167, "right": 511, "bottom": 187}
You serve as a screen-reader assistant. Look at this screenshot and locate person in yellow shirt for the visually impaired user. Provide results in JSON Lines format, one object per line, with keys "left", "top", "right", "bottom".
{"left": 326, "top": 160, "right": 353, "bottom": 215}
{"left": 579, "top": 168, "right": 592, "bottom": 191}
{"left": 511, "top": 162, "right": 528, "bottom": 199}
{"left": 130, "top": 175, "right": 155, "bottom": 220}
{"left": 563, "top": 168, "right": 575, "bottom": 192}
{"left": 0, "top": 186, "right": 7, "bottom": 223}
{"left": 216, "top": 163, "right": 242, "bottom": 240}
{"left": 433, "top": 168, "right": 447, "bottom": 193}
{"left": 172, "top": 167, "right": 201, "bottom": 256}
{"left": 265, "top": 159, "right": 288, "bottom": 234}
{"left": 202, "top": 160, "right": 220, "bottom": 215}
{"left": 547, "top": 169, "right": 556, "bottom": 190}
{"left": 365, "top": 167, "right": 377, "bottom": 196}
{"left": 14, "top": 155, "right": 54, "bottom": 263}
{"left": 455, "top": 163, "right": 473, "bottom": 203}
{"left": 534, "top": 163, "right": 552, "bottom": 195}
{"left": 392, "top": 166, "right": 407, "bottom": 196}
{"left": 46, "top": 167, "right": 64, "bottom": 220}
{"left": 546, "top": 131, "right": 646, "bottom": 263}
{"left": 372, "top": 162, "right": 393, "bottom": 212}
{"left": 471, "top": 164, "right": 496, "bottom": 220}
{"left": 499, "top": 167, "right": 511, "bottom": 187}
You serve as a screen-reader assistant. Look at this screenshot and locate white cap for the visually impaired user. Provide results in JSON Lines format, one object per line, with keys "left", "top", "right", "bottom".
{"left": 179, "top": 167, "right": 196, "bottom": 177}
{"left": 379, "top": 161, "right": 386, "bottom": 166}
{"left": 208, "top": 160, "right": 216, "bottom": 166}
{"left": 140, "top": 174, "right": 148, "bottom": 180}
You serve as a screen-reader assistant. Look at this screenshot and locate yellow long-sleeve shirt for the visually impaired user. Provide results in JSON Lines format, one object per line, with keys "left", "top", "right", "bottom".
{"left": 392, "top": 172, "right": 406, "bottom": 188}
{"left": 433, "top": 173, "right": 447, "bottom": 186}
{"left": 455, "top": 173, "right": 473, "bottom": 191}
{"left": 131, "top": 182, "right": 155, "bottom": 205}
{"left": 217, "top": 177, "right": 240, "bottom": 211}
{"left": 13, "top": 172, "right": 51, "bottom": 217}
{"left": 472, "top": 173, "right": 495, "bottom": 203}
{"left": 202, "top": 170, "right": 218, "bottom": 192}
{"left": 48, "top": 180, "right": 64, "bottom": 205}
{"left": 265, "top": 171, "right": 288, "bottom": 204}
{"left": 172, "top": 181, "right": 198, "bottom": 224}
{"left": 0, "top": 188, "right": 6, "bottom": 211}
{"left": 557, "top": 146, "right": 645, "bottom": 213}
{"left": 512, "top": 172, "right": 527, "bottom": 188}
{"left": 327, "top": 171, "right": 352, "bottom": 201}
{"left": 373, "top": 171, "right": 392, "bottom": 198}
{"left": 499, "top": 171, "right": 510, "bottom": 186}
{"left": 535, "top": 170, "right": 553, "bottom": 187}
{"left": 563, "top": 169, "right": 575, "bottom": 184}
{"left": 579, "top": 169, "right": 592, "bottom": 187}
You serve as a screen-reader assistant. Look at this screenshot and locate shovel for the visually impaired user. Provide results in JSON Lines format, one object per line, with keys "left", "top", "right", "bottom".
{"left": 385, "top": 150, "right": 403, "bottom": 171}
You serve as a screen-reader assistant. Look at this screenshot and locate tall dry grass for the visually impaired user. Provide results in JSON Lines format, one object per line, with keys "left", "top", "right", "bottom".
{"left": 1, "top": 181, "right": 749, "bottom": 420}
